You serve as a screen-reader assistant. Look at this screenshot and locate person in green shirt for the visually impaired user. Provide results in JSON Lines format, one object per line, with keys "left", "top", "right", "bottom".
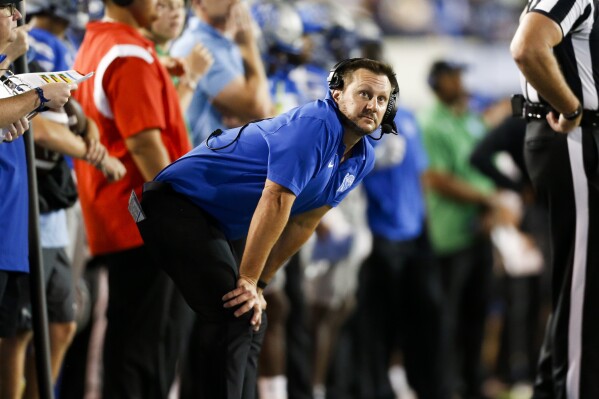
{"left": 418, "top": 60, "right": 498, "bottom": 399}
{"left": 143, "top": 0, "right": 213, "bottom": 115}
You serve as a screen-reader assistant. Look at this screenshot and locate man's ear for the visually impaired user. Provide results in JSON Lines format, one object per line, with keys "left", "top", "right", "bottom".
{"left": 331, "top": 89, "right": 342, "bottom": 104}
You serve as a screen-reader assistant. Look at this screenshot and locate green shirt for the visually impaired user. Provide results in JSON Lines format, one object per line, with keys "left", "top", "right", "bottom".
{"left": 418, "top": 100, "right": 494, "bottom": 255}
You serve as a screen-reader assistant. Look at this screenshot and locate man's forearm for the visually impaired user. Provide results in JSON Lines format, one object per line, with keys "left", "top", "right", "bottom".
{"left": 0, "top": 91, "right": 42, "bottom": 127}
{"left": 238, "top": 181, "right": 296, "bottom": 284}
{"left": 125, "top": 129, "right": 171, "bottom": 181}
{"left": 423, "top": 170, "right": 490, "bottom": 206}
{"left": 33, "top": 117, "right": 87, "bottom": 159}
{"left": 239, "top": 41, "right": 272, "bottom": 117}
{"left": 259, "top": 212, "right": 325, "bottom": 283}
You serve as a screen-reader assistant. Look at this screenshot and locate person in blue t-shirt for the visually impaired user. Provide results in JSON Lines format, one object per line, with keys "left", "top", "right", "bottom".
{"left": 133, "top": 58, "right": 398, "bottom": 398}
{"left": 170, "top": 0, "right": 273, "bottom": 147}
{"left": 354, "top": 107, "right": 449, "bottom": 399}
{"left": 0, "top": 0, "right": 75, "bottom": 387}
{"left": 0, "top": 2, "right": 126, "bottom": 397}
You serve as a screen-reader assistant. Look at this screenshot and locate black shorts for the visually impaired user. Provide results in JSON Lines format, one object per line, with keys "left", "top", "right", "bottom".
{"left": 0, "top": 270, "right": 30, "bottom": 338}
{"left": 16, "top": 247, "right": 75, "bottom": 332}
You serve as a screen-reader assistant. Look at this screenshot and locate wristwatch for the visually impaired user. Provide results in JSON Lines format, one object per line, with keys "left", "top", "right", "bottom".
{"left": 563, "top": 103, "right": 583, "bottom": 121}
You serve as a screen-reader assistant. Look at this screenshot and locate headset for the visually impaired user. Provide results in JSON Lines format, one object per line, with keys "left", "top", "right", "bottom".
{"left": 327, "top": 58, "right": 399, "bottom": 135}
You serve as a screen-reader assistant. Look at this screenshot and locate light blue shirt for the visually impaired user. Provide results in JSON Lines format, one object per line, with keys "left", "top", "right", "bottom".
{"left": 29, "top": 28, "right": 76, "bottom": 249}
{"left": 171, "top": 17, "right": 244, "bottom": 146}
{"left": 156, "top": 93, "right": 375, "bottom": 240}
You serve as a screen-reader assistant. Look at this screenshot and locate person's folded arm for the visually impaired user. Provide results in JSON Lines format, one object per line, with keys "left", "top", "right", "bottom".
{"left": 423, "top": 169, "right": 492, "bottom": 208}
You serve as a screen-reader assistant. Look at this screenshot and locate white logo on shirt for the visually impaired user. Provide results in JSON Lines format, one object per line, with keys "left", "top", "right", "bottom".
{"left": 328, "top": 159, "right": 335, "bottom": 168}
{"left": 337, "top": 173, "right": 355, "bottom": 193}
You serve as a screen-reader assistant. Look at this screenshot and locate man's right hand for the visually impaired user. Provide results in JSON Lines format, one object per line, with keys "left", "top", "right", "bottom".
{"left": 222, "top": 276, "right": 264, "bottom": 331}
{"left": 227, "top": 1, "right": 255, "bottom": 45}
{"left": 99, "top": 156, "right": 127, "bottom": 182}
{"left": 40, "top": 82, "right": 77, "bottom": 110}
{"left": 2, "top": 116, "right": 28, "bottom": 142}
{"left": 546, "top": 110, "right": 582, "bottom": 134}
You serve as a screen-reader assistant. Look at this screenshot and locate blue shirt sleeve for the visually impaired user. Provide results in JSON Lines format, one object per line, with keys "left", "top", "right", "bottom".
{"left": 200, "top": 44, "right": 243, "bottom": 99}
{"left": 264, "top": 117, "right": 330, "bottom": 196}
{"left": 172, "top": 27, "right": 242, "bottom": 100}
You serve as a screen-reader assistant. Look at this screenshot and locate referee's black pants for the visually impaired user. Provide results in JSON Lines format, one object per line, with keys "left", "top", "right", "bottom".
{"left": 525, "top": 120, "right": 599, "bottom": 399}
{"left": 136, "top": 183, "right": 266, "bottom": 399}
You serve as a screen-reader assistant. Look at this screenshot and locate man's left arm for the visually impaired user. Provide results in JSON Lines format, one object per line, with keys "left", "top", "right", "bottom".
{"left": 259, "top": 204, "right": 332, "bottom": 284}
{"left": 510, "top": 11, "right": 582, "bottom": 132}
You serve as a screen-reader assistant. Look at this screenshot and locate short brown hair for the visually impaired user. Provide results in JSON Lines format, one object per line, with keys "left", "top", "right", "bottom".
{"left": 329, "top": 58, "right": 398, "bottom": 96}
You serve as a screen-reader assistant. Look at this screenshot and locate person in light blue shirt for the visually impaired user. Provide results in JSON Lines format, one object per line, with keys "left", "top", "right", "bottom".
{"left": 170, "top": 0, "right": 272, "bottom": 146}
{"left": 354, "top": 107, "right": 448, "bottom": 399}
{"left": 134, "top": 58, "right": 398, "bottom": 399}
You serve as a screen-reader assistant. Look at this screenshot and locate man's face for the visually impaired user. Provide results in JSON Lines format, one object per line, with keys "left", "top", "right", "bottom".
{"left": 130, "top": 0, "right": 159, "bottom": 30}
{"left": 0, "top": 3, "right": 21, "bottom": 48}
{"left": 435, "top": 71, "right": 465, "bottom": 105}
{"left": 199, "top": 0, "right": 236, "bottom": 25}
{"left": 151, "top": 0, "right": 185, "bottom": 41}
{"left": 334, "top": 68, "right": 393, "bottom": 135}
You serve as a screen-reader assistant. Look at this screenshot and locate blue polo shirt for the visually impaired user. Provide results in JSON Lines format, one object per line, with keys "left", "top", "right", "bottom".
{"left": 155, "top": 94, "right": 375, "bottom": 240}
{"left": 0, "top": 138, "right": 29, "bottom": 272}
{"left": 363, "top": 107, "right": 428, "bottom": 241}
{"left": 171, "top": 17, "right": 244, "bottom": 147}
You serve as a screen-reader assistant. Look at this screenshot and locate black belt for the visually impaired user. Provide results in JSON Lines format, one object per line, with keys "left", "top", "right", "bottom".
{"left": 512, "top": 97, "right": 599, "bottom": 128}
{"left": 142, "top": 180, "right": 173, "bottom": 194}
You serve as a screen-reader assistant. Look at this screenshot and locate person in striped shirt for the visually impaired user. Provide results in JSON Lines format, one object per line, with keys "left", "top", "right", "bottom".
{"left": 511, "top": 0, "right": 599, "bottom": 397}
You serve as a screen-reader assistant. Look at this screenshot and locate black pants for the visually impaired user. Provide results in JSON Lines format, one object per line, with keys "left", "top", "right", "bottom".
{"left": 99, "top": 245, "right": 190, "bottom": 399}
{"left": 525, "top": 120, "right": 599, "bottom": 399}
{"left": 137, "top": 184, "right": 266, "bottom": 399}
{"left": 353, "top": 232, "right": 448, "bottom": 399}
{"left": 438, "top": 237, "right": 492, "bottom": 399}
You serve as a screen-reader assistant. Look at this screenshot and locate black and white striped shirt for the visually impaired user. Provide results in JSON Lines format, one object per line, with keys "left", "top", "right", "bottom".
{"left": 521, "top": 0, "right": 599, "bottom": 110}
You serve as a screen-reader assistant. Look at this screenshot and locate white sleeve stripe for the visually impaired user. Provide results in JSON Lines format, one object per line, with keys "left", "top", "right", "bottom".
{"left": 93, "top": 44, "right": 154, "bottom": 119}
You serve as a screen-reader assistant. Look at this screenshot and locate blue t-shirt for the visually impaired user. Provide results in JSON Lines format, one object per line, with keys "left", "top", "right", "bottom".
{"left": 29, "top": 28, "right": 76, "bottom": 249}
{"left": 171, "top": 17, "right": 244, "bottom": 147}
{"left": 28, "top": 27, "right": 74, "bottom": 72}
{"left": 0, "top": 138, "right": 29, "bottom": 272}
{"left": 363, "top": 107, "right": 428, "bottom": 241}
{"left": 156, "top": 94, "right": 375, "bottom": 240}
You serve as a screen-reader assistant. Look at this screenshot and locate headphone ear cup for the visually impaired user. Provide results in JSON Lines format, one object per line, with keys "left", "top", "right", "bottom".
{"left": 382, "top": 91, "right": 397, "bottom": 125}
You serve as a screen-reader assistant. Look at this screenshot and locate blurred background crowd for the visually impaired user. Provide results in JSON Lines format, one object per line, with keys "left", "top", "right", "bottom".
{"left": 0, "top": 0, "right": 549, "bottom": 399}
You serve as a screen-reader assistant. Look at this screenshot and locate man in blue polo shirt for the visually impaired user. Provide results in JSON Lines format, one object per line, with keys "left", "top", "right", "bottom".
{"left": 171, "top": 0, "right": 272, "bottom": 146}
{"left": 355, "top": 106, "right": 448, "bottom": 399}
{"left": 133, "top": 58, "right": 398, "bottom": 399}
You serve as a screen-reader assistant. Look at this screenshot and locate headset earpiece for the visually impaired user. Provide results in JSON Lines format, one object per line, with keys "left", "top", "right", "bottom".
{"left": 381, "top": 85, "right": 399, "bottom": 134}
{"left": 327, "top": 58, "right": 361, "bottom": 90}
